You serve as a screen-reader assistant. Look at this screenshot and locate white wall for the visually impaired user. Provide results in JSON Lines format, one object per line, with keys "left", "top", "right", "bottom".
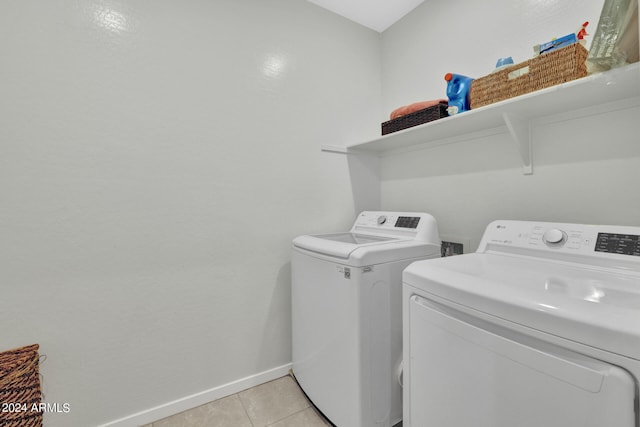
{"left": 0, "top": 1, "right": 381, "bottom": 425}
{"left": 380, "top": 0, "right": 640, "bottom": 249}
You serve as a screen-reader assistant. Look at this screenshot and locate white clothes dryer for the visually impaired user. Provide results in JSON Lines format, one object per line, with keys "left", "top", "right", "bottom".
{"left": 292, "top": 211, "right": 441, "bottom": 427}
{"left": 403, "top": 220, "right": 640, "bottom": 427}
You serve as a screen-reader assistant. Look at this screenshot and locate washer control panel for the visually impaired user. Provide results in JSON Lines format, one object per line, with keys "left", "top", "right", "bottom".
{"left": 373, "top": 214, "right": 420, "bottom": 228}
{"left": 350, "top": 211, "right": 440, "bottom": 244}
{"left": 479, "top": 220, "right": 640, "bottom": 258}
{"left": 354, "top": 212, "right": 422, "bottom": 230}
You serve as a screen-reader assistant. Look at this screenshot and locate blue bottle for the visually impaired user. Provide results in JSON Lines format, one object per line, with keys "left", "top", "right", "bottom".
{"left": 444, "top": 73, "right": 474, "bottom": 114}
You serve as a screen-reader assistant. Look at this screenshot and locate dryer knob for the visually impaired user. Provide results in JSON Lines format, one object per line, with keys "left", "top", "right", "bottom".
{"left": 377, "top": 215, "right": 387, "bottom": 225}
{"left": 543, "top": 229, "right": 567, "bottom": 246}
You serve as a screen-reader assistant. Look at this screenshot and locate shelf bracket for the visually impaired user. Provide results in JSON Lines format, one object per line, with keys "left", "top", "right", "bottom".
{"left": 321, "top": 144, "right": 355, "bottom": 155}
{"left": 502, "top": 112, "right": 532, "bottom": 175}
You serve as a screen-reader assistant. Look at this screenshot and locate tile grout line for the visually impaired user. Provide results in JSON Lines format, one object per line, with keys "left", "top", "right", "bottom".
{"left": 236, "top": 392, "right": 257, "bottom": 427}
{"left": 264, "top": 406, "right": 312, "bottom": 427}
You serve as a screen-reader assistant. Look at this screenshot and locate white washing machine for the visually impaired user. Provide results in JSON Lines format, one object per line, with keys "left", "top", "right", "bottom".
{"left": 403, "top": 220, "right": 640, "bottom": 427}
{"left": 292, "top": 211, "right": 441, "bottom": 427}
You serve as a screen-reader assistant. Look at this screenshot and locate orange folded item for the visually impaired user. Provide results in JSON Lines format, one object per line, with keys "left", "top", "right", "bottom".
{"left": 390, "top": 99, "right": 448, "bottom": 120}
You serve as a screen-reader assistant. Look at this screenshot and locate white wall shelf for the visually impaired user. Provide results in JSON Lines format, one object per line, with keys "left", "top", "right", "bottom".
{"left": 323, "top": 62, "right": 640, "bottom": 174}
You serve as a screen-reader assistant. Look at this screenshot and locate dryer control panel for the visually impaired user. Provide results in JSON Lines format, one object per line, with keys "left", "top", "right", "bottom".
{"left": 478, "top": 220, "right": 640, "bottom": 260}
{"left": 594, "top": 233, "right": 640, "bottom": 256}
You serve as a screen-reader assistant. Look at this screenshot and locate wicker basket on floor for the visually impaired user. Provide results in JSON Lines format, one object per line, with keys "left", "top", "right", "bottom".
{"left": 470, "top": 43, "right": 588, "bottom": 109}
{"left": 0, "top": 344, "right": 43, "bottom": 427}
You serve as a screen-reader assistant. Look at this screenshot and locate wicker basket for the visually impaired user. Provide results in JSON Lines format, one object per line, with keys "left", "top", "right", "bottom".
{"left": 0, "top": 344, "right": 43, "bottom": 427}
{"left": 470, "top": 43, "right": 588, "bottom": 109}
{"left": 381, "top": 102, "right": 449, "bottom": 135}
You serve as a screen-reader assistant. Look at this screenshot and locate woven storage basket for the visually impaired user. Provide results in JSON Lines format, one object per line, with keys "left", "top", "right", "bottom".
{"left": 0, "top": 344, "right": 43, "bottom": 427}
{"left": 382, "top": 102, "right": 449, "bottom": 135}
{"left": 470, "top": 43, "right": 588, "bottom": 109}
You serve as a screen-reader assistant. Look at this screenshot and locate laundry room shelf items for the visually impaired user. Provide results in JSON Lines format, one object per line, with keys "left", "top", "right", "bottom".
{"left": 381, "top": 102, "right": 449, "bottom": 135}
{"left": 469, "top": 43, "right": 589, "bottom": 109}
{"left": 322, "top": 62, "right": 640, "bottom": 175}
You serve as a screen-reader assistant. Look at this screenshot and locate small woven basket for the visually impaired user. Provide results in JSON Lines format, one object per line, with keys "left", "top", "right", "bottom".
{"left": 470, "top": 43, "right": 588, "bottom": 109}
{"left": 0, "top": 344, "right": 43, "bottom": 427}
{"left": 381, "top": 102, "right": 449, "bottom": 135}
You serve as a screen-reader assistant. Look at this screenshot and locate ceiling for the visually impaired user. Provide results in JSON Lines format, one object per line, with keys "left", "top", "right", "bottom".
{"left": 307, "top": 0, "right": 425, "bottom": 32}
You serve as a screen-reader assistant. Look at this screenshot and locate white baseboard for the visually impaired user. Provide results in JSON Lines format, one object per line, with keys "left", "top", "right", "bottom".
{"left": 98, "top": 363, "right": 292, "bottom": 427}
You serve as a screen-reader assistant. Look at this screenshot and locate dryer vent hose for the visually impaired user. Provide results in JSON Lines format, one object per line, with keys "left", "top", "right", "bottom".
{"left": 397, "top": 360, "right": 403, "bottom": 389}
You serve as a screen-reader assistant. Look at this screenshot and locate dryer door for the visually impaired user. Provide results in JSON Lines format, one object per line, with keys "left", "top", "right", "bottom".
{"left": 406, "top": 295, "right": 637, "bottom": 427}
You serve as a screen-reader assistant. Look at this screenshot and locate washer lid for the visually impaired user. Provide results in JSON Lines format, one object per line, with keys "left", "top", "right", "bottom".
{"left": 293, "top": 233, "right": 401, "bottom": 259}
{"left": 403, "top": 252, "right": 640, "bottom": 361}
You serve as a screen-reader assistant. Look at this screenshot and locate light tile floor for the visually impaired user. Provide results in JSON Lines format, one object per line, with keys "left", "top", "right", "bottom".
{"left": 143, "top": 376, "right": 333, "bottom": 427}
